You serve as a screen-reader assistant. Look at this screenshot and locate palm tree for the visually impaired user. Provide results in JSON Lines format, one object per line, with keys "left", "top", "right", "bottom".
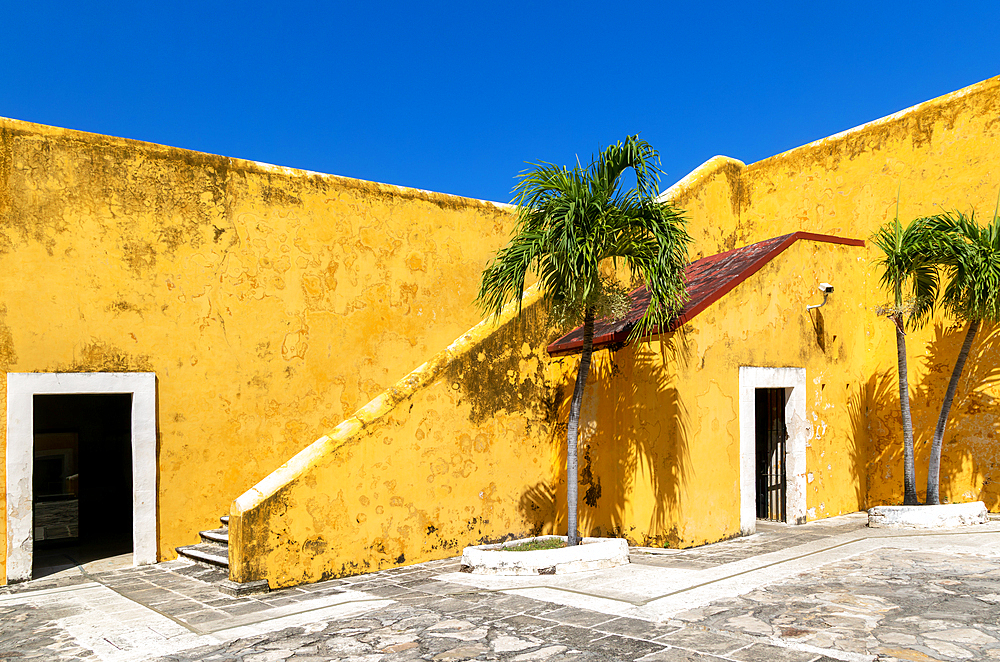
{"left": 924, "top": 209, "right": 1000, "bottom": 505}
{"left": 476, "top": 136, "right": 690, "bottom": 545}
{"left": 872, "top": 212, "right": 941, "bottom": 505}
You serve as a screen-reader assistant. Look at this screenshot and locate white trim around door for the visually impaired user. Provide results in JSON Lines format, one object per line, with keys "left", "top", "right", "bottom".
{"left": 738, "top": 367, "right": 809, "bottom": 535}
{"left": 6, "top": 372, "right": 156, "bottom": 583}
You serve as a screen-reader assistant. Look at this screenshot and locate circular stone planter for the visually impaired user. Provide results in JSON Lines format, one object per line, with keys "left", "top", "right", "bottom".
{"left": 868, "top": 501, "right": 989, "bottom": 529}
{"left": 460, "top": 536, "right": 629, "bottom": 575}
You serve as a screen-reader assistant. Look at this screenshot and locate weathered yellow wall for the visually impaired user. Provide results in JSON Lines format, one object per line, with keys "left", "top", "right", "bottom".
{"left": 665, "top": 75, "right": 1000, "bottom": 511}
{"left": 660, "top": 155, "right": 748, "bottom": 260}
{"left": 0, "top": 374, "right": 6, "bottom": 578}
{"left": 0, "top": 117, "right": 518, "bottom": 584}
{"left": 568, "top": 240, "right": 868, "bottom": 547}
{"left": 212, "top": 72, "right": 1000, "bottom": 584}
{"left": 230, "top": 294, "right": 571, "bottom": 587}
{"left": 7, "top": 73, "right": 1000, "bottom": 586}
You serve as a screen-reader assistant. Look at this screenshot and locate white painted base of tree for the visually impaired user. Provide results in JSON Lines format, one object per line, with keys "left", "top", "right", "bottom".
{"left": 460, "top": 536, "right": 629, "bottom": 575}
{"left": 868, "top": 501, "right": 989, "bottom": 528}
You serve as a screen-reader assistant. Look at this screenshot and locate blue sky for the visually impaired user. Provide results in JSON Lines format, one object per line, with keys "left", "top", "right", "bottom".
{"left": 4, "top": 2, "right": 999, "bottom": 203}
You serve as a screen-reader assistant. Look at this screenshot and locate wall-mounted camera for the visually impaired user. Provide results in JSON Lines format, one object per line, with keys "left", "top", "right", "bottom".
{"left": 807, "top": 283, "right": 834, "bottom": 311}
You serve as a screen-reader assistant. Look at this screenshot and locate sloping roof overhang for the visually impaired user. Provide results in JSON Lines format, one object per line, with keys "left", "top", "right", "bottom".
{"left": 546, "top": 231, "right": 865, "bottom": 357}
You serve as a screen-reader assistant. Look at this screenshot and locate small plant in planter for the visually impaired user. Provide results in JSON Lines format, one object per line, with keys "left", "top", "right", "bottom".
{"left": 504, "top": 538, "right": 567, "bottom": 552}
{"left": 461, "top": 536, "right": 629, "bottom": 575}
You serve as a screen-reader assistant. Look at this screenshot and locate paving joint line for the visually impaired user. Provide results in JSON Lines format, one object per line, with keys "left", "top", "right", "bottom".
{"left": 91, "top": 570, "right": 209, "bottom": 635}
{"left": 631, "top": 527, "right": 1000, "bottom": 607}
{"left": 441, "top": 527, "right": 1000, "bottom": 612}
{"left": 196, "top": 594, "right": 398, "bottom": 635}
{"left": 633, "top": 535, "right": 869, "bottom": 606}
{"left": 431, "top": 535, "right": 870, "bottom": 610}
{"left": 0, "top": 581, "right": 104, "bottom": 603}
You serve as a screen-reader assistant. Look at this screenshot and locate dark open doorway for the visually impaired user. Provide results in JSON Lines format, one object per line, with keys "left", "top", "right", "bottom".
{"left": 755, "top": 388, "right": 787, "bottom": 522}
{"left": 32, "top": 394, "right": 133, "bottom": 578}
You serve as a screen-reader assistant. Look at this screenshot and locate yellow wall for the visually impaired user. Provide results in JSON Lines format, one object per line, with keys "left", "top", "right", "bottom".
{"left": 201, "top": 71, "right": 1000, "bottom": 578}
{"left": 0, "top": 117, "right": 517, "bottom": 584}
{"left": 6, "top": 73, "right": 1000, "bottom": 586}
{"left": 211, "top": 73, "right": 1000, "bottom": 584}
{"left": 577, "top": 240, "right": 869, "bottom": 547}
{"left": 229, "top": 294, "right": 571, "bottom": 587}
{"left": 663, "top": 75, "right": 1000, "bottom": 510}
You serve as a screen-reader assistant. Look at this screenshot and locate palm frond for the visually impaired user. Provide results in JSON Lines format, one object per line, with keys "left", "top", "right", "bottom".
{"left": 477, "top": 136, "right": 691, "bottom": 337}
{"left": 932, "top": 210, "right": 1000, "bottom": 324}
{"left": 872, "top": 213, "right": 944, "bottom": 330}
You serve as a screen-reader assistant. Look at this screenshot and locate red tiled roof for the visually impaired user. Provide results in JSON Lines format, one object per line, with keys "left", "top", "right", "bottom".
{"left": 546, "top": 232, "right": 865, "bottom": 357}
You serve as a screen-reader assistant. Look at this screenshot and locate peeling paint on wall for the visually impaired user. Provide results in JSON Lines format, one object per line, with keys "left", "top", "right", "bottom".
{"left": 0, "top": 305, "right": 16, "bottom": 370}
{"left": 670, "top": 75, "right": 1000, "bottom": 513}
{"left": 5, "top": 75, "right": 1000, "bottom": 586}
{"left": 0, "top": 116, "right": 521, "bottom": 579}
{"left": 230, "top": 292, "right": 571, "bottom": 587}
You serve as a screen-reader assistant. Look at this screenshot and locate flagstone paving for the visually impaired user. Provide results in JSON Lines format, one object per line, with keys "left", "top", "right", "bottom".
{"left": 1, "top": 514, "right": 999, "bottom": 661}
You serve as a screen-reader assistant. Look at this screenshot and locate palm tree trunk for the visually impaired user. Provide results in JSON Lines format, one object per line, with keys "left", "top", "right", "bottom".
{"left": 926, "top": 319, "right": 980, "bottom": 505}
{"left": 565, "top": 307, "right": 595, "bottom": 546}
{"left": 895, "top": 317, "right": 919, "bottom": 506}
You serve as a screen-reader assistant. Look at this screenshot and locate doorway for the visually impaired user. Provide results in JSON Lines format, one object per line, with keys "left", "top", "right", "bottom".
{"left": 738, "top": 367, "right": 809, "bottom": 534}
{"left": 755, "top": 388, "right": 787, "bottom": 522}
{"left": 32, "top": 394, "right": 134, "bottom": 577}
{"left": 6, "top": 372, "right": 157, "bottom": 584}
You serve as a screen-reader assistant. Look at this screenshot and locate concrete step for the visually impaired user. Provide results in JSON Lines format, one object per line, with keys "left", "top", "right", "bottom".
{"left": 200, "top": 528, "right": 229, "bottom": 545}
{"left": 176, "top": 542, "right": 229, "bottom": 569}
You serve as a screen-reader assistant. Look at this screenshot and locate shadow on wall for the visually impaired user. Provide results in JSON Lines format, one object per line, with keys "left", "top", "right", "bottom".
{"left": 517, "top": 334, "right": 690, "bottom": 546}
{"left": 518, "top": 481, "right": 560, "bottom": 538}
{"left": 808, "top": 309, "right": 826, "bottom": 353}
{"left": 849, "top": 370, "right": 894, "bottom": 508}
{"left": 592, "top": 338, "right": 689, "bottom": 546}
{"left": 913, "top": 322, "right": 1000, "bottom": 508}
{"left": 227, "top": 289, "right": 586, "bottom": 588}
{"left": 457, "top": 304, "right": 577, "bottom": 542}
{"left": 864, "top": 322, "right": 1000, "bottom": 508}
{"left": 445, "top": 303, "right": 566, "bottom": 427}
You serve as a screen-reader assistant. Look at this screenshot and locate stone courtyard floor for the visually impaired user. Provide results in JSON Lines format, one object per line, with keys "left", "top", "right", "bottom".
{"left": 2, "top": 513, "right": 1000, "bottom": 661}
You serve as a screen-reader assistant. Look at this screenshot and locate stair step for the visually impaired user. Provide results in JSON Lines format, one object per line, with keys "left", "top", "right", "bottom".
{"left": 200, "top": 528, "right": 229, "bottom": 545}
{"left": 176, "top": 542, "right": 229, "bottom": 569}
{"left": 220, "top": 515, "right": 229, "bottom": 528}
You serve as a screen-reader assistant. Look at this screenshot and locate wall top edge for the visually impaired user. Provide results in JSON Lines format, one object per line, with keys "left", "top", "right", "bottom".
{"left": 658, "top": 155, "right": 746, "bottom": 203}
{"left": 0, "top": 115, "right": 513, "bottom": 212}
{"left": 746, "top": 74, "right": 1000, "bottom": 170}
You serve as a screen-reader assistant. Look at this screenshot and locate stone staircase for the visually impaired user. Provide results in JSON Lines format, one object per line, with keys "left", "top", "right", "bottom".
{"left": 176, "top": 515, "right": 269, "bottom": 596}
{"left": 176, "top": 515, "right": 230, "bottom": 570}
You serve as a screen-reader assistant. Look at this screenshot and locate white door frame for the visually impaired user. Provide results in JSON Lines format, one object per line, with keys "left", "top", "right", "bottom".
{"left": 6, "top": 373, "right": 157, "bottom": 583}
{"left": 738, "top": 367, "right": 809, "bottom": 534}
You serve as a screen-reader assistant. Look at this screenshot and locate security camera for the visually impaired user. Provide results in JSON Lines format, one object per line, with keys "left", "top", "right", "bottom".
{"left": 818, "top": 283, "right": 834, "bottom": 293}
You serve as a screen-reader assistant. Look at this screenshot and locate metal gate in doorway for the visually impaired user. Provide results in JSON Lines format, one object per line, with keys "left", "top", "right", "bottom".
{"left": 755, "top": 388, "right": 786, "bottom": 522}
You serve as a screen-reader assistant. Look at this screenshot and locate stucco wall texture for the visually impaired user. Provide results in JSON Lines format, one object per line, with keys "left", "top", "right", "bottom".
{"left": 238, "top": 72, "right": 1000, "bottom": 579}
{"left": 229, "top": 296, "right": 569, "bottom": 588}
{"left": 662, "top": 74, "right": 1000, "bottom": 512}
{"left": 5, "top": 73, "right": 1000, "bottom": 586}
{"left": 0, "top": 118, "right": 517, "bottom": 584}
{"left": 579, "top": 240, "right": 869, "bottom": 548}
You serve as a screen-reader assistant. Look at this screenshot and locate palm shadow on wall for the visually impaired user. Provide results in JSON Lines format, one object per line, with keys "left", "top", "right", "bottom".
{"left": 442, "top": 298, "right": 577, "bottom": 544}
{"left": 849, "top": 369, "right": 897, "bottom": 508}
{"left": 910, "top": 322, "right": 1000, "bottom": 508}
{"left": 858, "top": 322, "right": 1000, "bottom": 508}
{"left": 518, "top": 334, "right": 690, "bottom": 546}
